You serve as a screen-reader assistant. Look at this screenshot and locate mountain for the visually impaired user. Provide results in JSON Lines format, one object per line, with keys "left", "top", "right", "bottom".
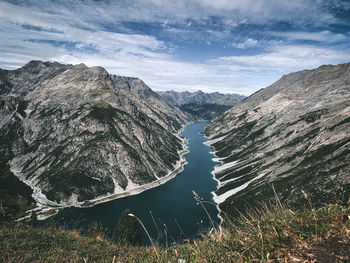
{"left": 157, "top": 90, "right": 245, "bottom": 106}
{"left": 0, "top": 61, "right": 191, "bottom": 209}
{"left": 109, "top": 75, "right": 192, "bottom": 125}
{"left": 158, "top": 90, "right": 245, "bottom": 119}
{"left": 204, "top": 62, "right": 350, "bottom": 219}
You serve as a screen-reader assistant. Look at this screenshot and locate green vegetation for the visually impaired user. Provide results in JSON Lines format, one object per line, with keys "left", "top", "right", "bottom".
{"left": 329, "top": 116, "right": 350, "bottom": 131}
{"left": 84, "top": 221, "right": 106, "bottom": 239}
{"left": 213, "top": 120, "right": 258, "bottom": 158}
{"left": 299, "top": 109, "right": 328, "bottom": 123}
{"left": 0, "top": 203, "right": 349, "bottom": 262}
{"left": 112, "top": 209, "right": 142, "bottom": 246}
{"left": 0, "top": 154, "right": 35, "bottom": 222}
{"left": 17, "top": 100, "right": 29, "bottom": 118}
{"left": 284, "top": 127, "right": 320, "bottom": 148}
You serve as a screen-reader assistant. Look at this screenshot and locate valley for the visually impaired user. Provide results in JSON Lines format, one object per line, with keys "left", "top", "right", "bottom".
{"left": 45, "top": 122, "right": 220, "bottom": 244}
{"left": 1, "top": 1, "right": 350, "bottom": 261}
{"left": 1, "top": 60, "right": 349, "bottom": 262}
{"left": 1, "top": 61, "right": 349, "bottom": 226}
{"left": 158, "top": 90, "right": 245, "bottom": 120}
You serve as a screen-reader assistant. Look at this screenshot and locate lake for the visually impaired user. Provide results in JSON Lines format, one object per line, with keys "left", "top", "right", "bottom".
{"left": 47, "top": 121, "right": 219, "bottom": 245}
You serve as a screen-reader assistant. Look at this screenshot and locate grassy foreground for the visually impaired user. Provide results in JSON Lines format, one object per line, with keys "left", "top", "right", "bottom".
{"left": 1, "top": 203, "right": 349, "bottom": 263}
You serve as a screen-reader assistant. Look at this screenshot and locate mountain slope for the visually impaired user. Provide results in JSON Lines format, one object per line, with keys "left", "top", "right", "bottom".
{"left": 0, "top": 61, "right": 190, "bottom": 208}
{"left": 158, "top": 90, "right": 245, "bottom": 119}
{"left": 110, "top": 75, "right": 193, "bottom": 126}
{"left": 204, "top": 62, "right": 350, "bottom": 219}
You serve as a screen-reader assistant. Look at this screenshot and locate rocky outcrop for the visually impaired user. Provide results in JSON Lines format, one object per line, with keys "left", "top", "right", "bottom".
{"left": 205, "top": 62, "right": 350, "bottom": 219}
{"left": 0, "top": 61, "right": 191, "bottom": 207}
{"left": 158, "top": 90, "right": 245, "bottom": 119}
{"left": 110, "top": 75, "right": 193, "bottom": 128}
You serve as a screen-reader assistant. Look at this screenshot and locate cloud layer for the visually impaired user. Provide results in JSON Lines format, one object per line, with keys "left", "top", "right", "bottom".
{"left": 1, "top": 0, "right": 349, "bottom": 95}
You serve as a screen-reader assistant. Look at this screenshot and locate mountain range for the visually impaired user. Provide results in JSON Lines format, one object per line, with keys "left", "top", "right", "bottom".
{"left": 158, "top": 90, "right": 245, "bottom": 119}
{"left": 204, "top": 62, "right": 350, "bottom": 219}
{"left": 1, "top": 60, "right": 349, "bottom": 224}
{"left": 0, "top": 61, "right": 191, "bottom": 210}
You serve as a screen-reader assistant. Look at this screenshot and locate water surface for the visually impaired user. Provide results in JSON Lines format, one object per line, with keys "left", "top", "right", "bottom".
{"left": 48, "top": 121, "right": 219, "bottom": 244}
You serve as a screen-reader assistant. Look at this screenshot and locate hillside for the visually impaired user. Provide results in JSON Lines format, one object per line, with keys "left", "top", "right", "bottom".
{"left": 0, "top": 61, "right": 191, "bottom": 211}
{"left": 158, "top": 90, "right": 245, "bottom": 119}
{"left": 1, "top": 203, "right": 349, "bottom": 262}
{"left": 205, "top": 62, "right": 350, "bottom": 219}
{"left": 110, "top": 75, "right": 193, "bottom": 124}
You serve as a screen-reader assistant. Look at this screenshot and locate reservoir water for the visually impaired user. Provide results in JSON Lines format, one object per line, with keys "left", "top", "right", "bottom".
{"left": 47, "top": 121, "right": 219, "bottom": 244}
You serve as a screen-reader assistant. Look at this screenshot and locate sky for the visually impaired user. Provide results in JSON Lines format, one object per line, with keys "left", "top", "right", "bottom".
{"left": 1, "top": 0, "right": 350, "bottom": 95}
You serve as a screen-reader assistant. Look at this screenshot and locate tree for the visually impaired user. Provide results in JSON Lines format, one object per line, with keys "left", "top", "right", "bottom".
{"left": 112, "top": 209, "right": 141, "bottom": 246}
{"left": 29, "top": 211, "right": 37, "bottom": 227}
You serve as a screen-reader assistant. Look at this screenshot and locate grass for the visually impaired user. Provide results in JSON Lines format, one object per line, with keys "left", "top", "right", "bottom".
{"left": 1, "top": 202, "right": 349, "bottom": 262}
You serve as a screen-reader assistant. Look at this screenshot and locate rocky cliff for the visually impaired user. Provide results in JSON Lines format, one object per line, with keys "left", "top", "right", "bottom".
{"left": 0, "top": 61, "right": 191, "bottom": 207}
{"left": 158, "top": 90, "right": 245, "bottom": 119}
{"left": 205, "top": 62, "right": 350, "bottom": 219}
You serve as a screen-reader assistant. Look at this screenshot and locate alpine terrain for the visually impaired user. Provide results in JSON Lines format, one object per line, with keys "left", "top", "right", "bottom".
{"left": 0, "top": 61, "right": 191, "bottom": 211}
{"left": 158, "top": 90, "right": 245, "bottom": 119}
{"left": 205, "top": 62, "right": 350, "bottom": 219}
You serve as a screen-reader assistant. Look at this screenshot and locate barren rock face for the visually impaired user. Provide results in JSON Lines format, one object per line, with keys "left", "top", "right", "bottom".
{"left": 110, "top": 75, "right": 193, "bottom": 130}
{"left": 0, "top": 61, "right": 190, "bottom": 206}
{"left": 205, "top": 62, "right": 350, "bottom": 219}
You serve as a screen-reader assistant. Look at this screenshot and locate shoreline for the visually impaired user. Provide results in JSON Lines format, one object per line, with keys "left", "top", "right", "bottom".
{"left": 82, "top": 140, "right": 189, "bottom": 207}
{"left": 202, "top": 133, "right": 226, "bottom": 226}
{"left": 16, "top": 123, "right": 191, "bottom": 221}
{"left": 83, "top": 123, "right": 192, "bottom": 207}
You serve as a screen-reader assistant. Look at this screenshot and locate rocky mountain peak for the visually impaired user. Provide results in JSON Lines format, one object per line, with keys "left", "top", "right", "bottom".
{"left": 21, "top": 60, "right": 48, "bottom": 69}
{"left": 204, "top": 62, "right": 350, "bottom": 219}
{"left": 0, "top": 61, "right": 191, "bottom": 207}
{"left": 158, "top": 90, "right": 245, "bottom": 119}
{"left": 73, "top": 63, "right": 88, "bottom": 69}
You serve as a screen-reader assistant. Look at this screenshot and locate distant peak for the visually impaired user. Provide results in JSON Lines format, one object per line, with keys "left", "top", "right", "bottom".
{"left": 22, "top": 60, "right": 45, "bottom": 68}
{"left": 73, "top": 63, "right": 88, "bottom": 69}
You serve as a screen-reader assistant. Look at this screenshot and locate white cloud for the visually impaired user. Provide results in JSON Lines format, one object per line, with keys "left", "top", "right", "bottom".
{"left": 0, "top": 0, "right": 342, "bottom": 30}
{"left": 271, "top": 30, "right": 348, "bottom": 43}
{"left": 233, "top": 38, "right": 259, "bottom": 49}
{"left": 0, "top": 0, "right": 349, "bottom": 96}
{"left": 212, "top": 45, "right": 350, "bottom": 71}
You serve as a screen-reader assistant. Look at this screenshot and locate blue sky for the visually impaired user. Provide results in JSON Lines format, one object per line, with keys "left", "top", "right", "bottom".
{"left": 1, "top": 0, "right": 350, "bottom": 95}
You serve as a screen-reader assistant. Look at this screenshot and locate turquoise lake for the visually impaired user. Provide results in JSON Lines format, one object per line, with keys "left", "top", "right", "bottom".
{"left": 47, "top": 121, "right": 220, "bottom": 244}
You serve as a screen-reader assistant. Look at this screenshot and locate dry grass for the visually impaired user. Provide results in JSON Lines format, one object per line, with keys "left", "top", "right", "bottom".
{"left": 0, "top": 203, "right": 349, "bottom": 262}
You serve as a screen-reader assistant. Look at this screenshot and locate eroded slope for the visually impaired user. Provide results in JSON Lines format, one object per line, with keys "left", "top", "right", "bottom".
{"left": 0, "top": 61, "right": 190, "bottom": 206}
{"left": 205, "top": 63, "right": 350, "bottom": 218}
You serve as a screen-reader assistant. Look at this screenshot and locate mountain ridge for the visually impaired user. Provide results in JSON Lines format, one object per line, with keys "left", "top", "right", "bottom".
{"left": 205, "top": 62, "right": 350, "bottom": 219}
{"left": 158, "top": 90, "right": 245, "bottom": 119}
{"left": 0, "top": 61, "right": 191, "bottom": 211}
